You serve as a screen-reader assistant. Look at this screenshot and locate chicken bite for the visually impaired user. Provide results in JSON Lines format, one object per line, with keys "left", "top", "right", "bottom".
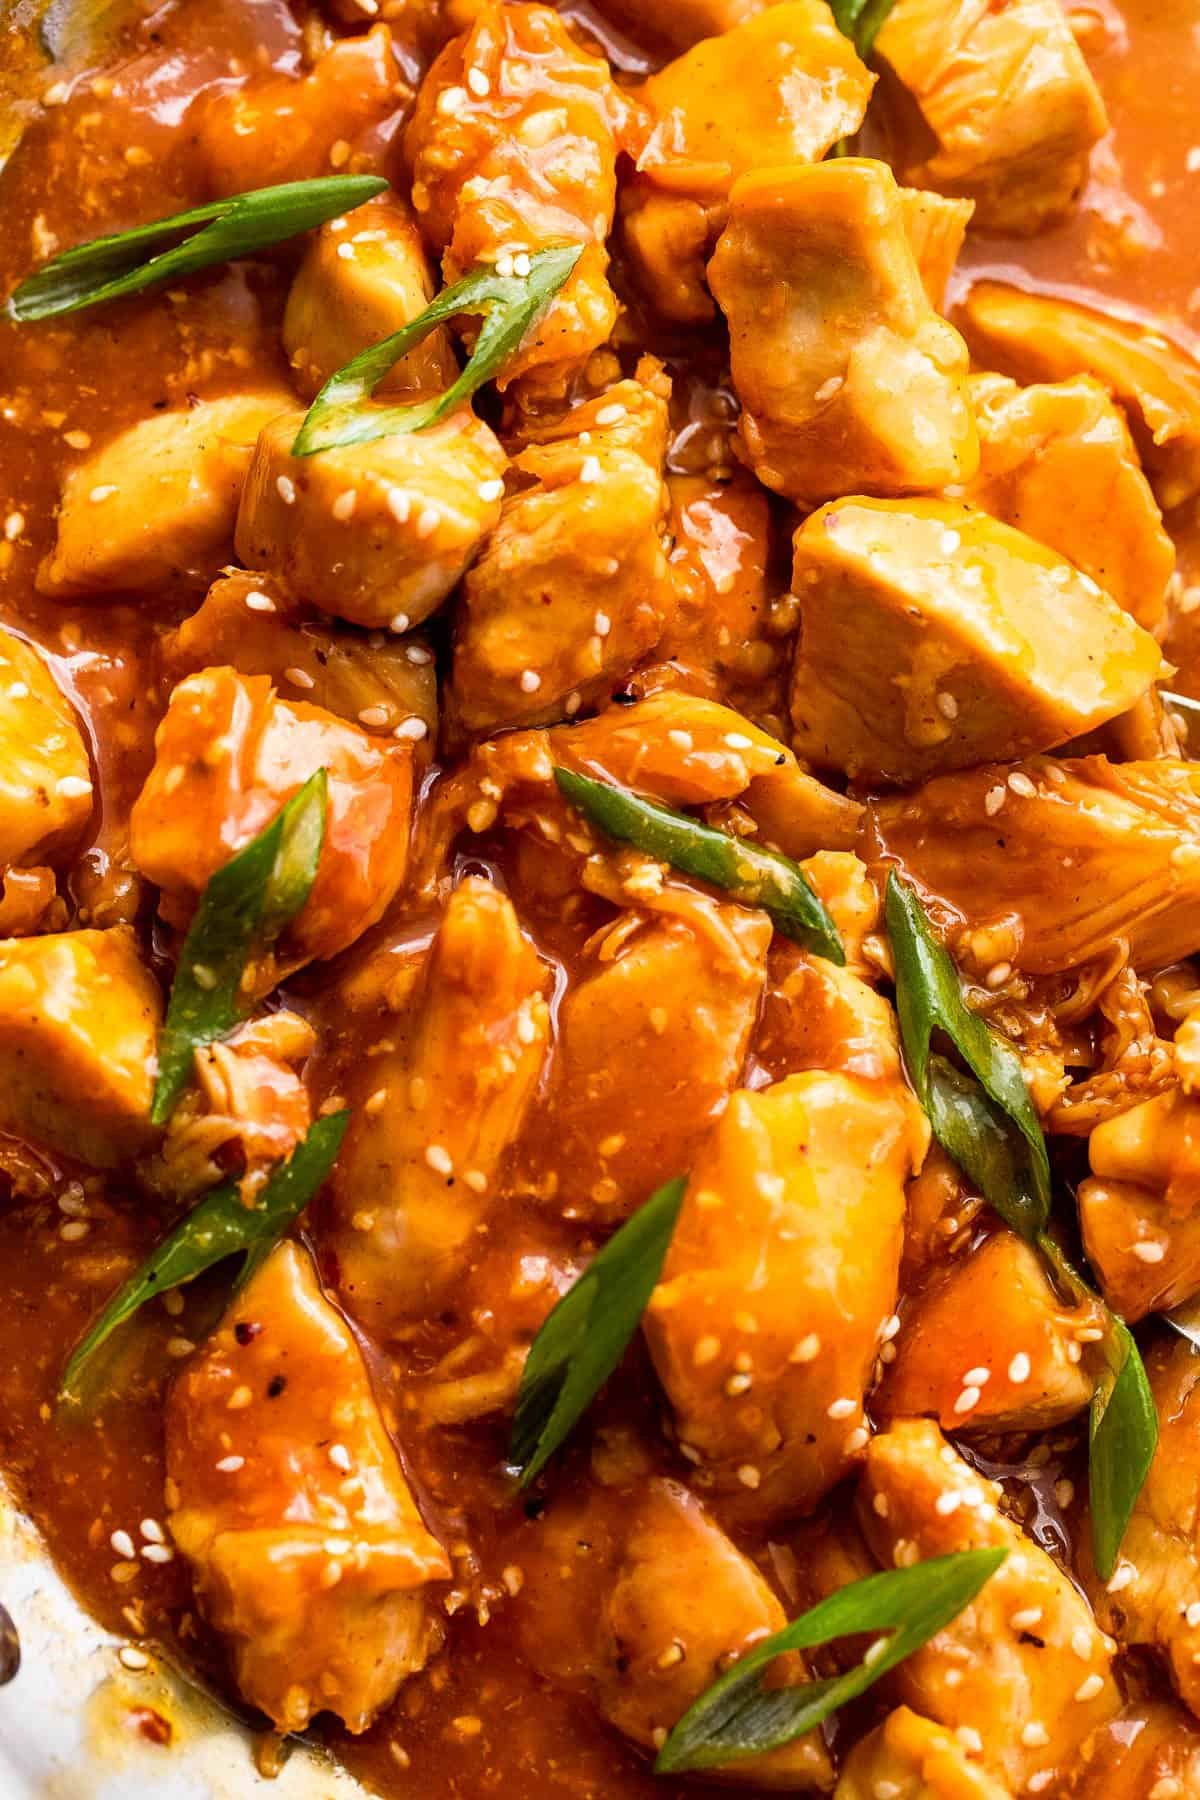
{"left": 513, "top": 1472, "right": 833, "bottom": 1788}
{"left": 857, "top": 1420, "right": 1119, "bottom": 1791}
{"left": 962, "top": 281, "right": 1200, "bottom": 512}
{"left": 0, "top": 926, "right": 160, "bottom": 1168}
{"left": 130, "top": 667, "right": 413, "bottom": 966}
{"left": 404, "top": 1, "right": 629, "bottom": 392}
{"left": 788, "top": 497, "right": 1162, "bottom": 784}
{"left": 38, "top": 391, "right": 293, "bottom": 600}
{"left": 1058, "top": 1702, "right": 1200, "bottom": 1798}
{"left": 862, "top": 755, "right": 1200, "bottom": 977}
{"left": 282, "top": 193, "right": 458, "bottom": 401}
{"left": 165, "top": 571, "right": 437, "bottom": 743}
{"left": 708, "top": 159, "right": 977, "bottom": 504}
{"left": 1078, "top": 1086, "right": 1200, "bottom": 1320}
{"left": 192, "top": 27, "right": 401, "bottom": 195}
{"left": 835, "top": 1706, "right": 1008, "bottom": 1799}
{"left": 0, "top": 630, "right": 92, "bottom": 867}
{"left": 961, "top": 372, "right": 1175, "bottom": 633}
{"left": 645, "top": 967, "right": 926, "bottom": 1520}
{"left": 236, "top": 405, "right": 507, "bottom": 633}
{"left": 167, "top": 1242, "right": 449, "bottom": 1735}
{"left": 877, "top": 1230, "right": 1099, "bottom": 1432}
{"left": 875, "top": 0, "right": 1108, "bottom": 234}
{"left": 328, "top": 876, "right": 551, "bottom": 1338}
{"left": 447, "top": 386, "right": 673, "bottom": 735}
{"left": 621, "top": 3, "right": 874, "bottom": 323}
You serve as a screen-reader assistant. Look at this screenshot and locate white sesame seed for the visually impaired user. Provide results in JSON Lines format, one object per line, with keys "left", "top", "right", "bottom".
{"left": 954, "top": 1384, "right": 981, "bottom": 1414}
{"left": 736, "top": 1464, "right": 761, "bottom": 1489}
{"left": 936, "top": 691, "right": 959, "bottom": 720}
{"left": 328, "top": 1443, "right": 352, "bottom": 1472}
{"left": 139, "top": 1518, "right": 164, "bottom": 1544}
{"left": 1055, "top": 1478, "right": 1075, "bottom": 1509}
{"left": 1186, "top": 1602, "right": 1200, "bottom": 1628}
{"left": 495, "top": 251, "right": 515, "bottom": 279}
{"left": 4, "top": 511, "right": 23, "bottom": 540}
{"left": 955, "top": 1726, "right": 982, "bottom": 1754}
{"left": 425, "top": 1144, "right": 453, "bottom": 1175}
{"left": 844, "top": 1426, "right": 870, "bottom": 1453}
{"left": 357, "top": 705, "right": 391, "bottom": 728}
{"left": 59, "top": 1220, "right": 89, "bottom": 1241}
{"left": 394, "top": 716, "right": 428, "bottom": 741}
{"left": 332, "top": 489, "right": 357, "bottom": 521}
{"left": 519, "top": 669, "right": 541, "bottom": 693}
{"left": 593, "top": 611, "right": 611, "bottom": 637}
{"left": 466, "top": 66, "right": 490, "bottom": 96}
{"left": 1021, "top": 1722, "right": 1049, "bottom": 1748}
{"left": 827, "top": 1397, "right": 856, "bottom": 1420}
{"left": 1132, "top": 1240, "right": 1166, "bottom": 1263}
{"left": 1007, "top": 771, "right": 1037, "bottom": 798}
{"left": 935, "top": 1491, "right": 962, "bottom": 1516}
{"left": 244, "top": 591, "right": 275, "bottom": 613}
{"left": 1010, "top": 1607, "right": 1042, "bottom": 1630}
{"left": 879, "top": 1314, "right": 901, "bottom": 1342}
{"left": 110, "top": 1529, "right": 136, "bottom": 1559}
{"left": 1107, "top": 1563, "right": 1135, "bottom": 1593}
{"left": 437, "top": 84, "right": 469, "bottom": 115}
{"left": 284, "top": 666, "right": 315, "bottom": 690}
{"left": 141, "top": 1543, "right": 174, "bottom": 1563}
{"left": 406, "top": 644, "right": 432, "bottom": 665}
{"left": 513, "top": 251, "right": 532, "bottom": 277}
{"left": 478, "top": 477, "right": 505, "bottom": 502}
{"left": 1008, "top": 1352, "right": 1032, "bottom": 1383}
{"left": 215, "top": 1455, "right": 244, "bottom": 1473}
{"left": 88, "top": 485, "right": 118, "bottom": 503}
{"left": 386, "top": 486, "right": 412, "bottom": 524}
{"left": 940, "top": 529, "right": 961, "bottom": 554}
{"left": 390, "top": 613, "right": 411, "bottom": 634}
{"left": 336, "top": 241, "right": 355, "bottom": 261}
{"left": 118, "top": 1645, "right": 150, "bottom": 1671}
{"left": 1027, "top": 1772, "right": 1054, "bottom": 1792}
{"left": 579, "top": 456, "right": 601, "bottom": 484}
{"left": 872, "top": 1492, "right": 889, "bottom": 1517}
{"left": 984, "top": 784, "right": 1006, "bottom": 816}
{"left": 276, "top": 475, "right": 296, "bottom": 505}
{"left": 963, "top": 1366, "right": 991, "bottom": 1386}
{"left": 1071, "top": 1627, "right": 1093, "bottom": 1658}
{"left": 595, "top": 403, "right": 627, "bottom": 426}
{"left": 56, "top": 774, "right": 92, "bottom": 799}
{"left": 789, "top": 1333, "right": 821, "bottom": 1363}
{"left": 416, "top": 503, "right": 440, "bottom": 538}
{"left": 1074, "top": 1673, "right": 1105, "bottom": 1702}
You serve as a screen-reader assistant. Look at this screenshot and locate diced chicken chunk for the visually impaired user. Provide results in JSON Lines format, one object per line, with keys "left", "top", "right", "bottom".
{"left": 899, "top": 189, "right": 975, "bottom": 309}
{"left": 165, "top": 571, "right": 437, "bottom": 742}
{"left": 520, "top": 903, "right": 770, "bottom": 1219}
{"left": 404, "top": 1, "right": 628, "bottom": 391}
{"left": 328, "top": 877, "right": 550, "bottom": 1338}
{"left": 1058, "top": 1702, "right": 1200, "bottom": 1798}
{"left": 878, "top": 1230, "right": 1099, "bottom": 1431}
{"left": 1085, "top": 1337, "right": 1200, "bottom": 1720}
{"left": 0, "top": 630, "right": 92, "bottom": 866}
{"left": 38, "top": 391, "right": 292, "bottom": 600}
{"left": 236, "top": 406, "right": 506, "bottom": 633}
{"left": 835, "top": 1706, "right": 1008, "bottom": 1800}
{"left": 862, "top": 755, "right": 1200, "bottom": 976}
{"left": 514, "top": 1473, "right": 833, "bottom": 1787}
{"left": 0, "top": 925, "right": 160, "bottom": 1168}
{"left": 875, "top": 0, "right": 1108, "bottom": 233}
{"left": 622, "top": 4, "right": 873, "bottom": 323}
{"left": 789, "top": 497, "right": 1162, "bottom": 784}
{"left": 858, "top": 1420, "right": 1120, "bottom": 1790}
{"left": 192, "top": 28, "right": 400, "bottom": 195}
{"left": 962, "top": 282, "right": 1200, "bottom": 511}
{"left": 646, "top": 983, "right": 927, "bottom": 1519}
{"left": 130, "top": 668, "right": 413, "bottom": 965}
{"left": 1078, "top": 1086, "right": 1200, "bottom": 1319}
{"left": 962, "top": 372, "right": 1175, "bottom": 633}
{"left": 709, "top": 159, "right": 977, "bottom": 504}
{"left": 167, "top": 1242, "right": 449, "bottom": 1735}
{"left": 282, "top": 193, "right": 458, "bottom": 401}
{"left": 448, "top": 387, "right": 673, "bottom": 735}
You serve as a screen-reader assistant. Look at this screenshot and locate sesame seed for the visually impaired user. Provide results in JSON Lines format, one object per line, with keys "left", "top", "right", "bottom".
{"left": 872, "top": 1492, "right": 889, "bottom": 1517}
{"left": 513, "top": 252, "right": 531, "bottom": 278}
{"left": 425, "top": 1144, "right": 453, "bottom": 1175}
{"left": 1021, "top": 1722, "right": 1049, "bottom": 1748}
{"left": 64, "top": 429, "right": 91, "bottom": 449}
{"left": 955, "top": 1727, "right": 982, "bottom": 1754}
{"left": 1074, "top": 1673, "right": 1104, "bottom": 1702}
{"left": 655, "top": 1640, "right": 685, "bottom": 1669}
{"left": 191, "top": 963, "right": 217, "bottom": 991}
{"left": 963, "top": 1366, "right": 991, "bottom": 1386}
{"left": 466, "top": 67, "right": 490, "bottom": 96}
{"left": 118, "top": 1645, "right": 149, "bottom": 1671}
{"left": 1010, "top": 1607, "right": 1042, "bottom": 1630}
{"left": 332, "top": 489, "right": 357, "bottom": 521}
{"left": 437, "top": 84, "right": 469, "bottom": 115}
{"left": 416, "top": 503, "right": 440, "bottom": 538}
{"left": 593, "top": 611, "right": 611, "bottom": 637}
{"left": 1007, "top": 771, "right": 1037, "bottom": 798}
{"left": 166, "top": 1336, "right": 195, "bottom": 1358}
{"left": 59, "top": 1219, "right": 89, "bottom": 1241}
{"left": 985, "top": 960, "right": 1013, "bottom": 989}
{"left": 283, "top": 667, "right": 316, "bottom": 693}
{"left": 693, "top": 1335, "right": 720, "bottom": 1366}
{"left": 724, "top": 1373, "right": 752, "bottom": 1397}
{"left": 215, "top": 1456, "right": 244, "bottom": 1473}
{"left": 1107, "top": 1563, "right": 1135, "bottom": 1593}
{"left": 328, "top": 1443, "right": 352, "bottom": 1472}
{"left": 386, "top": 487, "right": 412, "bottom": 524}
{"left": 984, "top": 784, "right": 1007, "bottom": 816}
{"left": 139, "top": 1518, "right": 165, "bottom": 1543}
{"left": 1055, "top": 1478, "right": 1075, "bottom": 1509}
{"left": 936, "top": 691, "right": 958, "bottom": 720}
{"left": 276, "top": 475, "right": 296, "bottom": 505}
{"left": 394, "top": 717, "right": 428, "bottom": 741}
{"left": 141, "top": 1543, "right": 173, "bottom": 1563}
{"left": 579, "top": 456, "right": 601, "bottom": 484}
{"left": 462, "top": 1169, "right": 487, "bottom": 1194}
{"left": 519, "top": 669, "right": 541, "bottom": 693}
{"left": 358, "top": 705, "right": 391, "bottom": 728}
{"left": 1071, "top": 1627, "right": 1092, "bottom": 1658}
{"left": 1187, "top": 1602, "right": 1200, "bottom": 1628}
{"left": 110, "top": 1529, "right": 136, "bottom": 1559}
{"left": 244, "top": 591, "right": 275, "bottom": 613}
{"left": 844, "top": 1426, "right": 870, "bottom": 1453}
{"left": 940, "top": 529, "right": 961, "bottom": 554}
{"left": 595, "top": 403, "right": 626, "bottom": 426}
{"left": 935, "top": 1491, "right": 962, "bottom": 1516}
{"left": 478, "top": 477, "right": 505, "bottom": 502}
{"left": 495, "top": 251, "right": 515, "bottom": 279}
{"left": 1027, "top": 1772, "right": 1054, "bottom": 1792}
{"left": 1008, "top": 1352, "right": 1032, "bottom": 1383}
{"left": 788, "top": 1333, "right": 821, "bottom": 1363}
{"left": 1132, "top": 1240, "right": 1166, "bottom": 1263}
{"left": 406, "top": 643, "right": 433, "bottom": 665}
{"left": 3, "top": 512, "right": 23, "bottom": 540}
{"left": 736, "top": 1464, "right": 761, "bottom": 1489}
{"left": 226, "top": 1385, "right": 253, "bottom": 1412}
{"left": 954, "top": 1385, "right": 981, "bottom": 1414}
{"left": 827, "top": 1397, "right": 856, "bottom": 1420}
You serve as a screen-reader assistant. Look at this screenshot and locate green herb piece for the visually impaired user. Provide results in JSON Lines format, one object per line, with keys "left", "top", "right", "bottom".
{"left": 511, "top": 1175, "right": 686, "bottom": 1487}
{"left": 59, "top": 1110, "right": 349, "bottom": 1406}
{"left": 828, "top": 0, "right": 897, "bottom": 56}
{"left": 656, "top": 1549, "right": 1006, "bottom": 1774}
{"left": 6, "top": 176, "right": 388, "bottom": 323}
{"left": 886, "top": 871, "right": 1049, "bottom": 1242}
{"left": 1089, "top": 1317, "right": 1158, "bottom": 1582}
{"left": 554, "top": 767, "right": 844, "bottom": 964}
{"left": 291, "top": 245, "right": 582, "bottom": 455}
{"left": 151, "top": 770, "right": 328, "bottom": 1126}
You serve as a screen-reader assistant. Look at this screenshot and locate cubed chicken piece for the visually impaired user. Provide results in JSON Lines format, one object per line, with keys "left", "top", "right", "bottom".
{"left": 192, "top": 27, "right": 400, "bottom": 195}
{"left": 899, "top": 189, "right": 975, "bottom": 309}
{"left": 878, "top": 1230, "right": 1099, "bottom": 1431}
{"left": 1058, "top": 1702, "right": 1200, "bottom": 1799}
{"left": 708, "top": 160, "right": 977, "bottom": 504}
{"left": 514, "top": 1474, "right": 833, "bottom": 1787}
{"left": 404, "top": 2, "right": 628, "bottom": 391}
{"left": 862, "top": 755, "right": 1200, "bottom": 976}
{"left": 858, "top": 1420, "right": 1120, "bottom": 1790}
{"left": 657, "top": 476, "right": 782, "bottom": 716}
{"left": 0, "top": 926, "right": 160, "bottom": 1168}
{"left": 0, "top": 630, "right": 92, "bottom": 865}
{"left": 963, "top": 282, "right": 1200, "bottom": 512}
{"left": 520, "top": 904, "right": 770, "bottom": 1219}
{"left": 166, "top": 571, "right": 437, "bottom": 741}
{"left": 167, "top": 1242, "right": 449, "bottom": 1735}
{"left": 130, "top": 667, "right": 412, "bottom": 965}
{"left": 237, "top": 405, "right": 506, "bottom": 632}
{"left": 1084, "top": 1336, "right": 1200, "bottom": 1720}
{"left": 622, "top": 4, "right": 873, "bottom": 323}
{"left": 646, "top": 993, "right": 926, "bottom": 1520}
{"left": 591, "top": 0, "right": 768, "bottom": 52}
{"left": 1078, "top": 1086, "right": 1200, "bottom": 1320}
{"left": 282, "top": 193, "right": 458, "bottom": 401}
{"left": 753, "top": 950, "right": 906, "bottom": 1090}
{"left": 835, "top": 1706, "right": 1009, "bottom": 1800}
{"left": 963, "top": 372, "right": 1175, "bottom": 633}
{"left": 448, "top": 397, "right": 674, "bottom": 735}
{"left": 790, "top": 498, "right": 1163, "bottom": 784}
{"left": 875, "top": 0, "right": 1108, "bottom": 234}
{"left": 38, "top": 391, "right": 293, "bottom": 600}
{"left": 328, "top": 877, "right": 550, "bottom": 1338}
